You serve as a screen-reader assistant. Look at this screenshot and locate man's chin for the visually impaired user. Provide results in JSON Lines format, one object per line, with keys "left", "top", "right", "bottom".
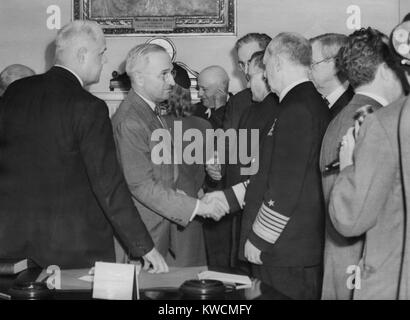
{"left": 200, "top": 101, "right": 209, "bottom": 108}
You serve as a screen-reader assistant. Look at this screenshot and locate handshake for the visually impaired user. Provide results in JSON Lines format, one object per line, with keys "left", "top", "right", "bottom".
{"left": 196, "top": 191, "right": 230, "bottom": 221}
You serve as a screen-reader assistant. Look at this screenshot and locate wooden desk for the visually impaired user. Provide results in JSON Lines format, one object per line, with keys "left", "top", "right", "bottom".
{"left": 0, "top": 267, "right": 290, "bottom": 300}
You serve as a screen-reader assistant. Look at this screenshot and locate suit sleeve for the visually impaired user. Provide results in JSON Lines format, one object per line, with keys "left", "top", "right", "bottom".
{"left": 114, "top": 118, "right": 196, "bottom": 227}
{"left": 247, "top": 105, "right": 314, "bottom": 251}
{"left": 75, "top": 99, "right": 154, "bottom": 258}
{"left": 329, "top": 114, "right": 395, "bottom": 237}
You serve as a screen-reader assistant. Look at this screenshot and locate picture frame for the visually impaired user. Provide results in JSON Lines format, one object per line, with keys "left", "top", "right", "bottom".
{"left": 72, "top": 0, "right": 236, "bottom": 36}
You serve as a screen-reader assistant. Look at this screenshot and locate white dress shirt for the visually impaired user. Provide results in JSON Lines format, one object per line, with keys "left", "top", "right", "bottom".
{"left": 326, "top": 82, "right": 349, "bottom": 108}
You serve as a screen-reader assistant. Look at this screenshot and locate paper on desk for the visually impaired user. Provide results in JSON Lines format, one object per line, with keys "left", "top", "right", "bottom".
{"left": 92, "top": 262, "right": 135, "bottom": 300}
{"left": 78, "top": 267, "right": 94, "bottom": 282}
{"left": 36, "top": 268, "right": 93, "bottom": 290}
{"left": 198, "top": 271, "right": 252, "bottom": 288}
{"left": 138, "top": 266, "right": 208, "bottom": 289}
{"left": 78, "top": 275, "right": 93, "bottom": 282}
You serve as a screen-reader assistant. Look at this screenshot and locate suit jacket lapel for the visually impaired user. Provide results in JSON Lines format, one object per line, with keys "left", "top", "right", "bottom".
{"left": 128, "top": 90, "right": 178, "bottom": 180}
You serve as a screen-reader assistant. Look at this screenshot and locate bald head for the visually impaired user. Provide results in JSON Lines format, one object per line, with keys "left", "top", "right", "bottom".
{"left": 198, "top": 66, "right": 229, "bottom": 92}
{"left": 197, "top": 66, "right": 230, "bottom": 109}
{"left": 54, "top": 20, "right": 107, "bottom": 86}
{"left": 0, "top": 64, "right": 35, "bottom": 95}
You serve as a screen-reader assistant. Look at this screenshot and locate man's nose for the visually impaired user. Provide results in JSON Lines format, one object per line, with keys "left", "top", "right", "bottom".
{"left": 244, "top": 64, "right": 250, "bottom": 75}
{"left": 168, "top": 74, "right": 175, "bottom": 86}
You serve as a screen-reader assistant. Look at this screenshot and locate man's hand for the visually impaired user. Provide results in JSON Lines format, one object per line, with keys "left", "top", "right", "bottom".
{"left": 196, "top": 191, "right": 229, "bottom": 221}
{"left": 206, "top": 163, "right": 222, "bottom": 181}
{"left": 202, "top": 191, "right": 229, "bottom": 212}
{"left": 244, "top": 239, "right": 262, "bottom": 265}
{"left": 142, "top": 248, "right": 169, "bottom": 274}
{"left": 244, "top": 279, "right": 262, "bottom": 300}
{"left": 339, "top": 127, "right": 355, "bottom": 170}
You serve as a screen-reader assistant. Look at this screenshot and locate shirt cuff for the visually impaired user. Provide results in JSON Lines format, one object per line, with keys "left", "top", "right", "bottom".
{"left": 231, "top": 181, "right": 248, "bottom": 209}
{"left": 190, "top": 199, "right": 200, "bottom": 221}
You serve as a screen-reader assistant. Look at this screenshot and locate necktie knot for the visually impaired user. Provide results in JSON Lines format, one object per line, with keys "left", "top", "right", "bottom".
{"left": 155, "top": 105, "right": 162, "bottom": 116}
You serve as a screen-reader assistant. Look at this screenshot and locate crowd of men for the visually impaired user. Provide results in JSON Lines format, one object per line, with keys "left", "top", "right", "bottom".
{"left": 1, "top": 15, "right": 410, "bottom": 299}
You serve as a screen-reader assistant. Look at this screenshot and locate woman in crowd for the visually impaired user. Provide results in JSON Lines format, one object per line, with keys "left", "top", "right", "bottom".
{"left": 163, "top": 62, "right": 213, "bottom": 267}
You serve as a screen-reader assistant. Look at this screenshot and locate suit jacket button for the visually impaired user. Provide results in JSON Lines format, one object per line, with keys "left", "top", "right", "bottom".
{"left": 362, "top": 265, "right": 375, "bottom": 279}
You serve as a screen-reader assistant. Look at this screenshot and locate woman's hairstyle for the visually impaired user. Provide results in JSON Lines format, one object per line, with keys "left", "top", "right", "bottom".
{"left": 166, "top": 83, "right": 193, "bottom": 118}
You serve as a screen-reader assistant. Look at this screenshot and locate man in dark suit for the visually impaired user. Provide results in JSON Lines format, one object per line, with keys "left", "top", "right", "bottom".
{"left": 112, "top": 44, "right": 228, "bottom": 261}
{"left": 223, "top": 33, "right": 272, "bottom": 132}
{"left": 310, "top": 33, "right": 354, "bottom": 119}
{"left": 0, "top": 64, "right": 35, "bottom": 97}
{"left": 192, "top": 65, "right": 233, "bottom": 267}
{"left": 203, "top": 34, "right": 272, "bottom": 269}
{"left": 320, "top": 27, "right": 405, "bottom": 299}
{"left": 193, "top": 65, "right": 230, "bottom": 130}
{"left": 208, "top": 33, "right": 330, "bottom": 299}
{"left": 0, "top": 21, "right": 168, "bottom": 271}
{"left": 220, "top": 51, "right": 281, "bottom": 272}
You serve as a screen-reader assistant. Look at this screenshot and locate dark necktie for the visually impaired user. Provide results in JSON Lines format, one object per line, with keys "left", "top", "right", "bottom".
{"left": 154, "top": 105, "right": 166, "bottom": 128}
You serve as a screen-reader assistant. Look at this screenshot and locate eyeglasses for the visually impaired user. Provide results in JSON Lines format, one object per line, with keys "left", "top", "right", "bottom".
{"left": 311, "top": 56, "right": 335, "bottom": 67}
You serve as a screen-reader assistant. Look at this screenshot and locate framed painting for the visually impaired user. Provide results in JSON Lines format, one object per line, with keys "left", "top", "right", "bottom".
{"left": 73, "top": 0, "right": 236, "bottom": 36}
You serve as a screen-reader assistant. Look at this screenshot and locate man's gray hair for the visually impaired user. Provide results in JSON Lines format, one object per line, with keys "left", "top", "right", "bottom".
{"left": 249, "top": 50, "right": 266, "bottom": 71}
{"left": 125, "top": 43, "right": 167, "bottom": 76}
{"left": 55, "top": 20, "right": 104, "bottom": 63}
{"left": 309, "top": 33, "right": 348, "bottom": 60}
{"left": 267, "top": 32, "right": 312, "bottom": 67}
{"left": 235, "top": 33, "right": 272, "bottom": 52}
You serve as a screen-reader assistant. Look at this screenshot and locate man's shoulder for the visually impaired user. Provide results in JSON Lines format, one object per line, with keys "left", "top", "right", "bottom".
{"left": 4, "top": 73, "right": 45, "bottom": 95}
{"left": 192, "top": 102, "right": 207, "bottom": 118}
{"left": 232, "top": 88, "right": 252, "bottom": 100}
{"left": 229, "top": 88, "right": 252, "bottom": 109}
{"left": 282, "top": 83, "right": 327, "bottom": 116}
{"left": 374, "top": 96, "right": 407, "bottom": 130}
{"left": 331, "top": 94, "right": 379, "bottom": 125}
{"left": 187, "top": 115, "right": 212, "bottom": 130}
{"left": 112, "top": 92, "right": 151, "bottom": 133}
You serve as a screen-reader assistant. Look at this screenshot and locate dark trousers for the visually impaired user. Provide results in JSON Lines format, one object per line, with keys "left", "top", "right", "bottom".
{"left": 203, "top": 216, "right": 233, "bottom": 268}
{"left": 252, "top": 264, "right": 323, "bottom": 300}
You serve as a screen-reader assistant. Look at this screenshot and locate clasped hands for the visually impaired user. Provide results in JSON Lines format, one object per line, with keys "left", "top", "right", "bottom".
{"left": 196, "top": 191, "right": 230, "bottom": 221}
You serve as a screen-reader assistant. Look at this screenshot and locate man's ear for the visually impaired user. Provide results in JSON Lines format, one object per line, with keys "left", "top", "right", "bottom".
{"left": 275, "top": 56, "right": 282, "bottom": 72}
{"left": 77, "top": 47, "right": 87, "bottom": 64}
{"left": 330, "top": 60, "right": 338, "bottom": 76}
{"left": 133, "top": 72, "right": 144, "bottom": 87}
{"left": 379, "top": 62, "right": 392, "bottom": 81}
